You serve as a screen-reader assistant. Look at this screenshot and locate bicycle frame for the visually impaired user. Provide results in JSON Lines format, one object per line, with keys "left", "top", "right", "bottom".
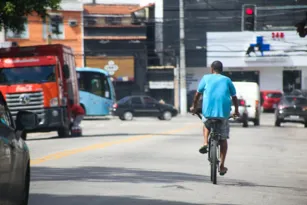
{"left": 207, "top": 123, "right": 222, "bottom": 173}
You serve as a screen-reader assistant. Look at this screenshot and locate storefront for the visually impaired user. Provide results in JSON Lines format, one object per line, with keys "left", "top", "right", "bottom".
{"left": 205, "top": 31, "right": 307, "bottom": 92}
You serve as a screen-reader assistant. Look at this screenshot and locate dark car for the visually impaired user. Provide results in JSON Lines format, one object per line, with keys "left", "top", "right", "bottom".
{"left": 0, "top": 91, "right": 38, "bottom": 205}
{"left": 290, "top": 89, "right": 307, "bottom": 98}
{"left": 112, "top": 95, "right": 178, "bottom": 121}
{"left": 275, "top": 95, "right": 307, "bottom": 127}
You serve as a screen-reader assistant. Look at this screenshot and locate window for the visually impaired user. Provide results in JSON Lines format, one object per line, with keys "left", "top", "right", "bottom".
{"left": 0, "top": 65, "right": 56, "bottom": 85}
{"left": 43, "top": 14, "right": 64, "bottom": 39}
{"left": 284, "top": 97, "right": 307, "bottom": 105}
{"left": 143, "top": 96, "right": 157, "bottom": 104}
{"left": 77, "top": 71, "right": 111, "bottom": 98}
{"left": 267, "top": 93, "right": 282, "bottom": 98}
{"left": 89, "top": 75, "right": 103, "bottom": 97}
{"left": 105, "top": 17, "right": 122, "bottom": 25}
{"left": 131, "top": 97, "right": 142, "bottom": 104}
{"left": 6, "top": 18, "right": 29, "bottom": 39}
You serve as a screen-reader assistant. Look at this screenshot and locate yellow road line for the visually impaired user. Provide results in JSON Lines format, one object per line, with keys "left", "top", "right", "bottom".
{"left": 30, "top": 124, "right": 199, "bottom": 166}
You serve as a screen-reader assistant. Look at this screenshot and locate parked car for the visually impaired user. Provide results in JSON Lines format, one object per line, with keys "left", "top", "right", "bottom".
{"left": 112, "top": 95, "right": 178, "bottom": 121}
{"left": 229, "top": 97, "right": 249, "bottom": 127}
{"left": 260, "top": 90, "right": 283, "bottom": 112}
{"left": 275, "top": 95, "right": 307, "bottom": 127}
{"left": 233, "top": 82, "right": 261, "bottom": 126}
{"left": 0, "top": 91, "right": 38, "bottom": 205}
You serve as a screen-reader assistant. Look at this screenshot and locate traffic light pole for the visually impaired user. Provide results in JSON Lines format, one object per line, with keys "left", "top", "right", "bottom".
{"left": 179, "top": 0, "right": 187, "bottom": 115}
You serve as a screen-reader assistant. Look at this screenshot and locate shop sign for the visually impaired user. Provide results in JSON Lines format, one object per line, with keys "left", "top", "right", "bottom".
{"left": 149, "top": 81, "right": 174, "bottom": 89}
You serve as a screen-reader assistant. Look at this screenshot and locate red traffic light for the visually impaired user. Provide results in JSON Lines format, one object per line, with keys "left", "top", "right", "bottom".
{"left": 245, "top": 8, "right": 254, "bottom": 15}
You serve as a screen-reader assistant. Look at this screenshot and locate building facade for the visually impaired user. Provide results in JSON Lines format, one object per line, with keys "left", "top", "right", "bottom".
{"left": 163, "top": 0, "right": 307, "bottom": 92}
{"left": 5, "top": 0, "right": 84, "bottom": 67}
{"left": 83, "top": 3, "right": 155, "bottom": 99}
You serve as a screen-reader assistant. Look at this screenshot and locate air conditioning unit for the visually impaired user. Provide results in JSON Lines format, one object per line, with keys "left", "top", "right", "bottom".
{"left": 68, "top": 19, "right": 78, "bottom": 27}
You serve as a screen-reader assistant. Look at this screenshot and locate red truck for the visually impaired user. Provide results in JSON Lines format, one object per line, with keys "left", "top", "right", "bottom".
{"left": 0, "top": 44, "right": 79, "bottom": 139}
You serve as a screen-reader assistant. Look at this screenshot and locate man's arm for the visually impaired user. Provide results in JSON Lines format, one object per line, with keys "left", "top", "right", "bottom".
{"left": 191, "top": 76, "right": 205, "bottom": 113}
{"left": 192, "top": 92, "right": 202, "bottom": 109}
{"left": 231, "top": 95, "right": 239, "bottom": 114}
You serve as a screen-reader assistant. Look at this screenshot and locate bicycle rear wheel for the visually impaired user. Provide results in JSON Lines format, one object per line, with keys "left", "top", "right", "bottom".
{"left": 210, "top": 140, "right": 218, "bottom": 184}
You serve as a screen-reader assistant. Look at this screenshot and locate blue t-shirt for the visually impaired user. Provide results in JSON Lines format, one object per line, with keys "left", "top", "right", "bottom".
{"left": 197, "top": 74, "right": 236, "bottom": 119}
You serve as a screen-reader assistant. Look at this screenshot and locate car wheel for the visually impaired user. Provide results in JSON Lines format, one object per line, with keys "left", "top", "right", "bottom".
{"left": 123, "top": 111, "right": 133, "bottom": 121}
{"left": 20, "top": 163, "right": 30, "bottom": 205}
{"left": 275, "top": 119, "right": 281, "bottom": 127}
{"left": 304, "top": 121, "right": 307, "bottom": 128}
{"left": 163, "top": 111, "right": 172, "bottom": 121}
{"left": 119, "top": 116, "right": 125, "bottom": 121}
{"left": 158, "top": 116, "right": 163, "bottom": 120}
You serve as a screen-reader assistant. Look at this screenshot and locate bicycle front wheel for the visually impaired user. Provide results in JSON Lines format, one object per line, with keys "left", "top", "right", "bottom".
{"left": 210, "top": 140, "right": 218, "bottom": 185}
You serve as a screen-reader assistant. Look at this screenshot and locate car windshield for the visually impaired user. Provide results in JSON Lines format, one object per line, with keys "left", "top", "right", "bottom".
{"left": 283, "top": 97, "right": 307, "bottom": 105}
{"left": 0, "top": 65, "right": 56, "bottom": 85}
{"left": 267, "top": 93, "right": 282, "bottom": 98}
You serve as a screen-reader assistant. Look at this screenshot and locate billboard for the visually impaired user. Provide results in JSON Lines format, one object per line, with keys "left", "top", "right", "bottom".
{"left": 85, "top": 56, "right": 135, "bottom": 81}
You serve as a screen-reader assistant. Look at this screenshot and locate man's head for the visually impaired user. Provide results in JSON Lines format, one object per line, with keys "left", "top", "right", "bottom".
{"left": 210, "top": 60, "right": 223, "bottom": 74}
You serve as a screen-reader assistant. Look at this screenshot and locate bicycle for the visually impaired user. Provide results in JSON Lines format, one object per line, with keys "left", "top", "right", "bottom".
{"left": 195, "top": 112, "right": 237, "bottom": 185}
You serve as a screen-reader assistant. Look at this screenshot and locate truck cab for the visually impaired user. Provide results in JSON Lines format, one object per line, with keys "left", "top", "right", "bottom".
{"left": 0, "top": 44, "right": 79, "bottom": 139}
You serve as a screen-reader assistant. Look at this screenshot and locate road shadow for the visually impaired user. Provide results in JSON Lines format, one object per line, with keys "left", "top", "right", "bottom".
{"left": 83, "top": 116, "right": 111, "bottom": 121}
{"left": 31, "top": 166, "right": 210, "bottom": 184}
{"left": 26, "top": 133, "right": 204, "bottom": 141}
{"left": 29, "top": 193, "right": 239, "bottom": 205}
{"left": 220, "top": 180, "right": 307, "bottom": 193}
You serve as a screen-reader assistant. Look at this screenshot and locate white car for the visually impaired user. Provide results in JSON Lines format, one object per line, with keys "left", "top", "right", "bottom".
{"left": 229, "top": 97, "right": 249, "bottom": 127}
{"left": 233, "top": 82, "right": 261, "bottom": 126}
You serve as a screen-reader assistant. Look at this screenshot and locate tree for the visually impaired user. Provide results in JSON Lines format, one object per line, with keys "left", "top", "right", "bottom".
{"left": 0, "top": 0, "right": 61, "bottom": 33}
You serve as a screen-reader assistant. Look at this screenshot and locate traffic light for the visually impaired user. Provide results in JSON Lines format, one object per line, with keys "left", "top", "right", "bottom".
{"left": 242, "top": 4, "right": 256, "bottom": 31}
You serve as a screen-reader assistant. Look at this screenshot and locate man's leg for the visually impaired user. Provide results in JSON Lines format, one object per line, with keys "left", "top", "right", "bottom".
{"left": 219, "top": 120, "right": 230, "bottom": 175}
{"left": 73, "top": 115, "right": 84, "bottom": 127}
{"left": 203, "top": 125, "right": 210, "bottom": 145}
{"left": 199, "top": 117, "right": 210, "bottom": 154}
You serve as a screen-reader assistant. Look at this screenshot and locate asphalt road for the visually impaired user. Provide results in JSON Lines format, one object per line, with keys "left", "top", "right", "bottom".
{"left": 26, "top": 113, "right": 307, "bottom": 205}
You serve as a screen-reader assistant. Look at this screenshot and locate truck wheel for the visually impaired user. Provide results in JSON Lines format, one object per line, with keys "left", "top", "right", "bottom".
{"left": 57, "top": 126, "right": 70, "bottom": 138}
{"left": 275, "top": 119, "right": 281, "bottom": 127}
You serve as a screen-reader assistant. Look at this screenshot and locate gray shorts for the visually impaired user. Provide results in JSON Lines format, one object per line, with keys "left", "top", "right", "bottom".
{"left": 73, "top": 115, "right": 84, "bottom": 127}
{"left": 202, "top": 116, "right": 230, "bottom": 140}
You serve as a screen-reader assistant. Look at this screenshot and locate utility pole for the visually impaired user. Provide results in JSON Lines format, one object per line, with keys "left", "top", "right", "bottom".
{"left": 179, "top": 0, "right": 187, "bottom": 115}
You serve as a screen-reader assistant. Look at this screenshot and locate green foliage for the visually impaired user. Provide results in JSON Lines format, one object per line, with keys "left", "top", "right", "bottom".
{"left": 0, "top": 0, "right": 61, "bottom": 33}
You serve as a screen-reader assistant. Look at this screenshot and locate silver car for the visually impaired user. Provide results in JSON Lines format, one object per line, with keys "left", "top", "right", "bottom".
{"left": 0, "top": 91, "right": 38, "bottom": 205}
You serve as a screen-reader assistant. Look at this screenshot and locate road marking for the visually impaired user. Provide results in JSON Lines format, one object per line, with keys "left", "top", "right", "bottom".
{"left": 30, "top": 124, "right": 199, "bottom": 166}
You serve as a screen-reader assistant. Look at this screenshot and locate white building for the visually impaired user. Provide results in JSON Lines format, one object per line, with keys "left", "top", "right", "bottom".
{"left": 204, "top": 31, "right": 307, "bottom": 93}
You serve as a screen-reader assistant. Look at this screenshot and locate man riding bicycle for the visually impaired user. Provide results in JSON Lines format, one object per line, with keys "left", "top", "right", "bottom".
{"left": 190, "top": 60, "right": 239, "bottom": 176}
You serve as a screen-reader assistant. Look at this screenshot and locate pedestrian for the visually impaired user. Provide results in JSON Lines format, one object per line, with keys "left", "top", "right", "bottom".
{"left": 70, "top": 101, "right": 85, "bottom": 129}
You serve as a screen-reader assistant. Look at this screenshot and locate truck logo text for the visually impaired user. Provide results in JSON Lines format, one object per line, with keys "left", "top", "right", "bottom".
{"left": 15, "top": 85, "right": 33, "bottom": 92}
